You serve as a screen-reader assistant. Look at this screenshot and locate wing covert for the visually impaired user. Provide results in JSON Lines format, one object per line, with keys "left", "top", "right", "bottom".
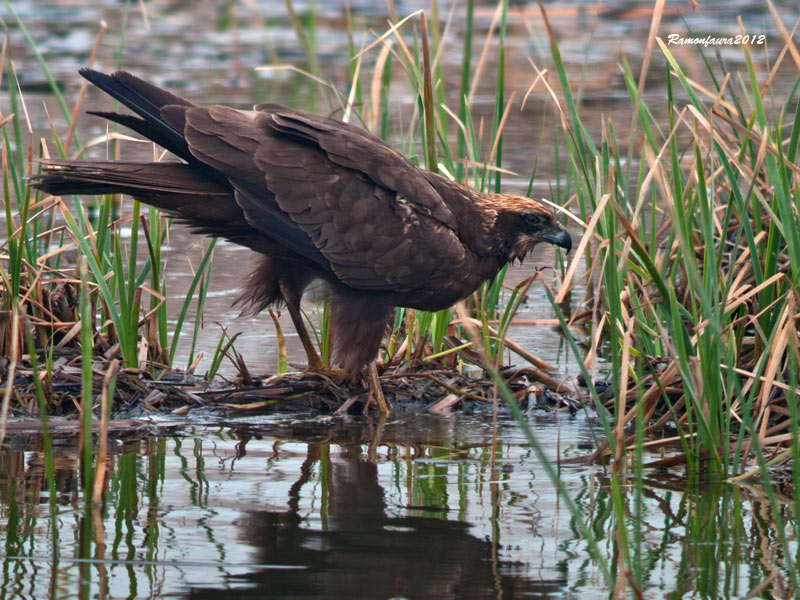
{"left": 178, "top": 104, "right": 468, "bottom": 292}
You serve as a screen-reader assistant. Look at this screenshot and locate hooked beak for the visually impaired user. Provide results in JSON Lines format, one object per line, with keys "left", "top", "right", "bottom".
{"left": 544, "top": 229, "right": 572, "bottom": 254}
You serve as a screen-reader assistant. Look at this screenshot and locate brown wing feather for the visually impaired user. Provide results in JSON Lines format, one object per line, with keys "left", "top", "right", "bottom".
{"left": 175, "top": 104, "right": 469, "bottom": 293}
{"left": 251, "top": 113, "right": 468, "bottom": 291}
{"left": 257, "top": 107, "right": 457, "bottom": 230}
{"left": 176, "top": 105, "right": 332, "bottom": 269}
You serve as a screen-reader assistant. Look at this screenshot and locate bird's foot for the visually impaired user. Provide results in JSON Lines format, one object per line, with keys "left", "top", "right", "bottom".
{"left": 304, "top": 361, "right": 350, "bottom": 385}
{"left": 305, "top": 360, "right": 389, "bottom": 413}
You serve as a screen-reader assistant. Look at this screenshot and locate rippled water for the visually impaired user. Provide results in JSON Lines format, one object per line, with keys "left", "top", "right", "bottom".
{"left": 3, "top": 413, "right": 598, "bottom": 599}
{"left": 2, "top": 412, "right": 796, "bottom": 599}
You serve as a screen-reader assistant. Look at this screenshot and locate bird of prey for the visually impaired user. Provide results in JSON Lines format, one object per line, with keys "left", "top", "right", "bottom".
{"left": 31, "top": 70, "right": 571, "bottom": 380}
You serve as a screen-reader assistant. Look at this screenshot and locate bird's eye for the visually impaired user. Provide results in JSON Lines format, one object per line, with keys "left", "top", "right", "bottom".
{"left": 524, "top": 214, "right": 541, "bottom": 227}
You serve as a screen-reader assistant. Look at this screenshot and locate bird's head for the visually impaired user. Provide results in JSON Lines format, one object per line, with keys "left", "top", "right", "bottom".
{"left": 489, "top": 194, "right": 572, "bottom": 263}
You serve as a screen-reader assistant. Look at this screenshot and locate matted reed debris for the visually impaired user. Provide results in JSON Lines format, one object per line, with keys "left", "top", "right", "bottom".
{"left": 3, "top": 353, "right": 578, "bottom": 422}
{"left": 198, "top": 362, "right": 579, "bottom": 415}
{"left": 1, "top": 263, "right": 578, "bottom": 419}
{"left": 2, "top": 272, "right": 577, "bottom": 418}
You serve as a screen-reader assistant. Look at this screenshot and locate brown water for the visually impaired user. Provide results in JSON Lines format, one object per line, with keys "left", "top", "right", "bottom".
{"left": 3, "top": 0, "right": 800, "bottom": 598}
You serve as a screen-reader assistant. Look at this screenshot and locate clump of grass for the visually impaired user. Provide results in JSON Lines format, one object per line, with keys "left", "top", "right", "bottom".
{"left": 501, "top": 3, "right": 800, "bottom": 592}
{"left": 539, "top": 0, "right": 800, "bottom": 484}
{"left": 0, "top": 12, "right": 217, "bottom": 430}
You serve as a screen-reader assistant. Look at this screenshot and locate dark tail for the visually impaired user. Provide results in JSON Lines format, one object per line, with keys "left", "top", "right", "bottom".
{"left": 29, "top": 160, "right": 243, "bottom": 223}
{"left": 78, "top": 69, "right": 195, "bottom": 163}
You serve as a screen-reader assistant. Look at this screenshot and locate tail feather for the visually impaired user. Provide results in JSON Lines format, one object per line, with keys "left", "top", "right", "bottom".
{"left": 87, "top": 110, "right": 193, "bottom": 163}
{"left": 30, "top": 160, "right": 240, "bottom": 223}
{"left": 79, "top": 69, "right": 197, "bottom": 165}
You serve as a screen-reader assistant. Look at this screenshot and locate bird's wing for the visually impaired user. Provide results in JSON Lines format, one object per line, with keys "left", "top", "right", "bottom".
{"left": 175, "top": 105, "right": 468, "bottom": 292}
{"left": 256, "top": 105, "right": 458, "bottom": 230}
{"left": 159, "top": 104, "right": 330, "bottom": 268}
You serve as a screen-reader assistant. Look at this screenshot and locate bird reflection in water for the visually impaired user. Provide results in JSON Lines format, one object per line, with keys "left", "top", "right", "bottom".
{"left": 184, "top": 417, "right": 567, "bottom": 600}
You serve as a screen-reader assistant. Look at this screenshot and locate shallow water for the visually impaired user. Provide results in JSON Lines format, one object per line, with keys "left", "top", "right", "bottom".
{"left": 4, "top": 0, "right": 800, "bottom": 597}
{"left": 2, "top": 412, "right": 596, "bottom": 599}
{"left": 1, "top": 412, "right": 797, "bottom": 599}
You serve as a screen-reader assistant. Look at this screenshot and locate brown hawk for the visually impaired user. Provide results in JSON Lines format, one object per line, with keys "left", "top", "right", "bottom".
{"left": 31, "top": 70, "right": 571, "bottom": 377}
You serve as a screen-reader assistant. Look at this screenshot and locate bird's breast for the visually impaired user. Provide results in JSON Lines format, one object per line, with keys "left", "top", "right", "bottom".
{"left": 393, "top": 257, "right": 505, "bottom": 311}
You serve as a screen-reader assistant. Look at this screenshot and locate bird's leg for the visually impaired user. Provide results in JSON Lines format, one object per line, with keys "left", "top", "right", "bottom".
{"left": 279, "top": 279, "right": 347, "bottom": 382}
{"left": 283, "top": 293, "right": 322, "bottom": 370}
